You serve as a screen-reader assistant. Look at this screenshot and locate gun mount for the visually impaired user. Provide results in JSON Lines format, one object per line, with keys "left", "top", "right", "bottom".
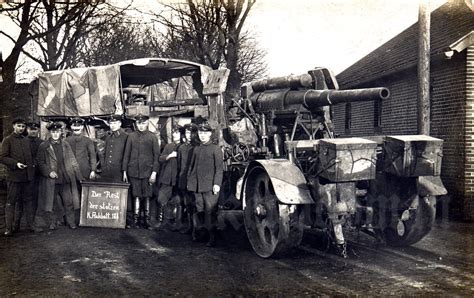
{"left": 223, "top": 67, "right": 446, "bottom": 258}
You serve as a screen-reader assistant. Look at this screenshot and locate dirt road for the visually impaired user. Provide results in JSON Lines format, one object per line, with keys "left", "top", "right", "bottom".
{"left": 1, "top": 216, "right": 474, "bottom": 296}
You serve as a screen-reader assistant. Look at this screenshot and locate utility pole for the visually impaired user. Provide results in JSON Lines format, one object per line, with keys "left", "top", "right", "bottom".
{"left": 418, "top": 0, "right": 431, "bottom": 135}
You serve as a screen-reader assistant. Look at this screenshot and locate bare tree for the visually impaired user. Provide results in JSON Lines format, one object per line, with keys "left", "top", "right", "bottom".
{"left": 237, "top": 32, "right": 268, "bottom": 83}
{"left": 77, "top": 16, "right": 162, "bottom": 67}
{"left": 153, "top": 0, "right": 262, "bottom": 97}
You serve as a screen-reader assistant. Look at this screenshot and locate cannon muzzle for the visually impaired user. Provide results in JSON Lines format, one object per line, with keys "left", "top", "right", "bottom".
{"left": 250, "top": 87, "right": 390, "bottom": 112}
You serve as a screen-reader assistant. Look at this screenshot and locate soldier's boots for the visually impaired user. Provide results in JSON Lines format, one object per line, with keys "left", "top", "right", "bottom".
{"left": 180, "top": 211, "right": 193, "bottom": 235}
{"left": 206, "top": 228, "right": 217, "bottom": 247}
{"left": 4, "top": 203, "right": 15, "bottom": 237}
{"left": 144, "top": 198, "right": 153, "bottom": 230}
{"left": 131, "top": 197, "right": 141, "bottom": 228}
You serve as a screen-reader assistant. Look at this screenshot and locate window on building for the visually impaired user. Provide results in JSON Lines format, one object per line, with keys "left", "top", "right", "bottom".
{"left": 345, "top": 103, "right": 351, "bottom": 130}
{"left": 374, "top": 100, "right": 382, "bottom": 128}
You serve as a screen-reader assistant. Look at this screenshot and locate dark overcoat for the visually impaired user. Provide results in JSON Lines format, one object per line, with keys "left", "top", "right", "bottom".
{"left": 158, "top": 143, "right": 178, "bottom": 186}
{"left": 65, "top": 135, "right": 97, "bottom": 178}
{"left": 122, "top": 130, "right": 160, "bottom": 179}
{"left": 177, "top": 142, "right": 193, "bottom": 190}
{"left": 37, "top": 139, "right": 83, "bottom": 211}
{"left": 101, "top": 129, "right": 128, "bottom": 181}
{"left": 187, "top": 142, "right": 223, "bottom": 193}
{"left": 0, "top": 133, "right": 35, "bottom": 182}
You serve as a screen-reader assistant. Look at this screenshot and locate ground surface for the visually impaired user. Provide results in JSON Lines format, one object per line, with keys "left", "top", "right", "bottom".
{"left": 1, "top": 188, "right": 474, "bottom": 296}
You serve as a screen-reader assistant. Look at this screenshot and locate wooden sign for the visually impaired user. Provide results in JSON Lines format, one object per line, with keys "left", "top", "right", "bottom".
{"left": 79, "top": 181, "right": 129, "bottom": 229}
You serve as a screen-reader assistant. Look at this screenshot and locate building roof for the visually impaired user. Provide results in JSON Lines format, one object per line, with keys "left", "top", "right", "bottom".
{"left": 336, "top": 0, "right": 474, "bottom": 88}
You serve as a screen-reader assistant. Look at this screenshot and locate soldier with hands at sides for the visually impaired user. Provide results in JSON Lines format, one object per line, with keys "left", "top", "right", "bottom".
{"left": 187, "top": 122, "right": 223, "bottom": 247}
{"left": 0, "top": 118, "right": 39, "bottom": 236}
{"left": 37, "top": 122, "right": 83, "bottom": 231}
{"left": 100, "top": 115, "right": 128, "bottom": 182}
{"left": 122, "top": 115, "right": 160, "bottom": 229}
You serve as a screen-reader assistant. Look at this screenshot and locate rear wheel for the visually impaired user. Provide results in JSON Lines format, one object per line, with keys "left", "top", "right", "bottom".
{"left": 378, "top": 195, "right": 436, "bottom": 246}
{"left": 243, "top": 168, "right": 303, "bottom": 258}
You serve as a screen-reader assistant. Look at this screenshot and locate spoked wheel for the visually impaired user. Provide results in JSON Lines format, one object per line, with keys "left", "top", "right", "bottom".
{"left": 377, "top": 195, "right": 436, "bottom": 246}
{"left": 243, "top": 168, "right": 303, "bottom": 258}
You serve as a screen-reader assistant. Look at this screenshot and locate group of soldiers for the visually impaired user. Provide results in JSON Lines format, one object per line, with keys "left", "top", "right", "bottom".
{"left": 0, "top": 114, "right": 224, "bottom": 247}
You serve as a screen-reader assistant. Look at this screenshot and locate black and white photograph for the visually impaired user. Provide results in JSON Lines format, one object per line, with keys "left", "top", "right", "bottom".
{"left": 0, "top": 0, "right": 473, "bottom": 295}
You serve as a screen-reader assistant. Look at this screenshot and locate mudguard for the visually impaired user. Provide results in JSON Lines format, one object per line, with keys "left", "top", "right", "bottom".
{"left": 237, "top": 160, "right": 315, "bottom": 205}
{"left": 417, "top": 176, "right": 448, "bottom": 196}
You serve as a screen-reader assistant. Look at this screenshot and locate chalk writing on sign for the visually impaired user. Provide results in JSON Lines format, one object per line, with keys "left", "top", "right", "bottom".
{"left": 86, "top": 190, "right": 121, "bottom": 220}
{"left": 80, "top": 182, "right": 129, "bottom": 229}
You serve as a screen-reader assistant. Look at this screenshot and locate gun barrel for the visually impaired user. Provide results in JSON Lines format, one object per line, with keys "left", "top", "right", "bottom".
{"left": 250, "top": 87, "right": 390, "bottom": 112}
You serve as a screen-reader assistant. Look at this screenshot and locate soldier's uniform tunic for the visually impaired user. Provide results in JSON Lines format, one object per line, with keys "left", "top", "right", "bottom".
{"left": 101, "top": 129, "right": 128, "bottom": 182}
{"left": 0, "top": 132, "right": 36, "bottom": 233}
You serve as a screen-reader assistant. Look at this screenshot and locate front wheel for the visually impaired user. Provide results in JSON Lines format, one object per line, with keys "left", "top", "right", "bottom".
{"left": 243, "top": 168, "right": 303, "bottom": 258}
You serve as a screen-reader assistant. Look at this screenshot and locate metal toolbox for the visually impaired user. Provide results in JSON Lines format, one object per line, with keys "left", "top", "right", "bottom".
{"left": 318, "top": 138, "right": 377, "bottom": 182}
{"left": 383, "top": 135, "right": 443, "bottom": 177}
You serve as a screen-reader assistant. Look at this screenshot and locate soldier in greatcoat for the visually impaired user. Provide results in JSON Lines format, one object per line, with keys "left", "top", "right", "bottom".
{"left": 37, "top": 122, "right": 83, "bottom": 230}
{"left": 13, "top": 121, "right": 43, "bottom": 232}
{"left": 156, "top": 126, "right": 181, "bottom": 230}
{"left": 100, "top": 115, "right": 128, "bottom": 182}
{"left": 0, "top": 118, "right": 38, "bottom": 236}
{"left": 122, "top": 115, "right": 160, "bottom": 228}
{"left": 187, "top": 122, "right": 223, "bottom": 246}
{"left": 65, "top": 117, "right": 97, "bottom": 180}
{"left": 177, "top": 123, "right": 195, "bottom": 234}
{"left": 65, "top": 117, "right": 97, "bottom": 224}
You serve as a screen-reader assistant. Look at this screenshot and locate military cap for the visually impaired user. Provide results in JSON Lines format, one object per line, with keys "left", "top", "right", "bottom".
{"left": 183, "top": 123, "right": 195, "bottom": 131}
{"left": 46, "top": 122, "right": 63, "bottom": 131}
{"left": 12, "top": 117, "right": 26, "bottom": 125}
{"left": 70, "top": 117, "right": 85, "bottom": 125}
{"left": 26, "top": 121, "right": 40, "bottom": 129}
{"left": 134, "top": 114, "right": 149, "bottom": 122}
{"left": 197, "top": 122, "right": 212, "bottom": 132}
{"left": 107, "top": 114, "right": 123, "bottom": 122}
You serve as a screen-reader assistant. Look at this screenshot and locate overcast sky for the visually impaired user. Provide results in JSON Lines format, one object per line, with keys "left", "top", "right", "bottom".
{"left": 0, "top": 0, "right": 446, "bottom": 82}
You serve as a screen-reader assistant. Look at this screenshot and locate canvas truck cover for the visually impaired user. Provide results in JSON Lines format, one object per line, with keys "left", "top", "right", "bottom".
{"left": 37, "top": 65, "right": 123, "bottom": 117}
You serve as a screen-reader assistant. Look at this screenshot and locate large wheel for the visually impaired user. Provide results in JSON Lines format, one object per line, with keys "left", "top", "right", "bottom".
{"left": 243, "top": 168, "right": 303, "bottom": 258}
{"left": 378, "top": 195, "right": 436, "bottom": 246}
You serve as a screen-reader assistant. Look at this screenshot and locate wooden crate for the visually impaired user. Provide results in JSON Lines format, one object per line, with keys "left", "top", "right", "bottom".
{"left": 318, "top": 138, "right": 377, "bottom": 182}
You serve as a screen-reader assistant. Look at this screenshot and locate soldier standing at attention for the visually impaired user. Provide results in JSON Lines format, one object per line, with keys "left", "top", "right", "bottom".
{"left": 101, "top": 115, "right": 128, "bottom": 182}
{"left": 13, "top": 121, "right": 43, "bottom": 232}
{"left": 156, "top": 126, "right": 181, "bottom": 230}
{"left": 177, "top": 124, "right": 195, "bottom": 234}
{"left": 187, "top": 122, "right": 223, "bottom": 247}
{"left": 122, "top": 115, "right": 160, "bottom": 229}
{"left": 36, "top": 122, "right": 83, "bottom": 230}
{"left": 0, "top": 118, "right": 38, "bottom": 236}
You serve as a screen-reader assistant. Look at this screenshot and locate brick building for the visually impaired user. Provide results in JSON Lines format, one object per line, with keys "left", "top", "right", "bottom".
{"left": 333, "top": 0, "right": 474, "bottom": 219}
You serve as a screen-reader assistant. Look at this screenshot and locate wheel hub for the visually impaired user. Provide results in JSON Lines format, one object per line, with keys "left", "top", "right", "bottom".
{"left": 255, "top": 204, "right": 267, "bottom": 219}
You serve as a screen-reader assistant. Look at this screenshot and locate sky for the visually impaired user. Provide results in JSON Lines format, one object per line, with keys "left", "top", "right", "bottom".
{"left": 0, "top": 0, "right": 447, "bottom": 82}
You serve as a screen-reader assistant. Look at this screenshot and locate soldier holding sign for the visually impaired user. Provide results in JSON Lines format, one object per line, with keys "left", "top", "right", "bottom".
{"left": 122, "top": 115, "right": 160, "bottom": 229}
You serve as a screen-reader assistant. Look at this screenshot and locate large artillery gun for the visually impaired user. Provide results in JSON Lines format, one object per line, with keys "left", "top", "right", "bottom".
{"left": 223, "top": 67, "right": 447, "bottom": 258}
